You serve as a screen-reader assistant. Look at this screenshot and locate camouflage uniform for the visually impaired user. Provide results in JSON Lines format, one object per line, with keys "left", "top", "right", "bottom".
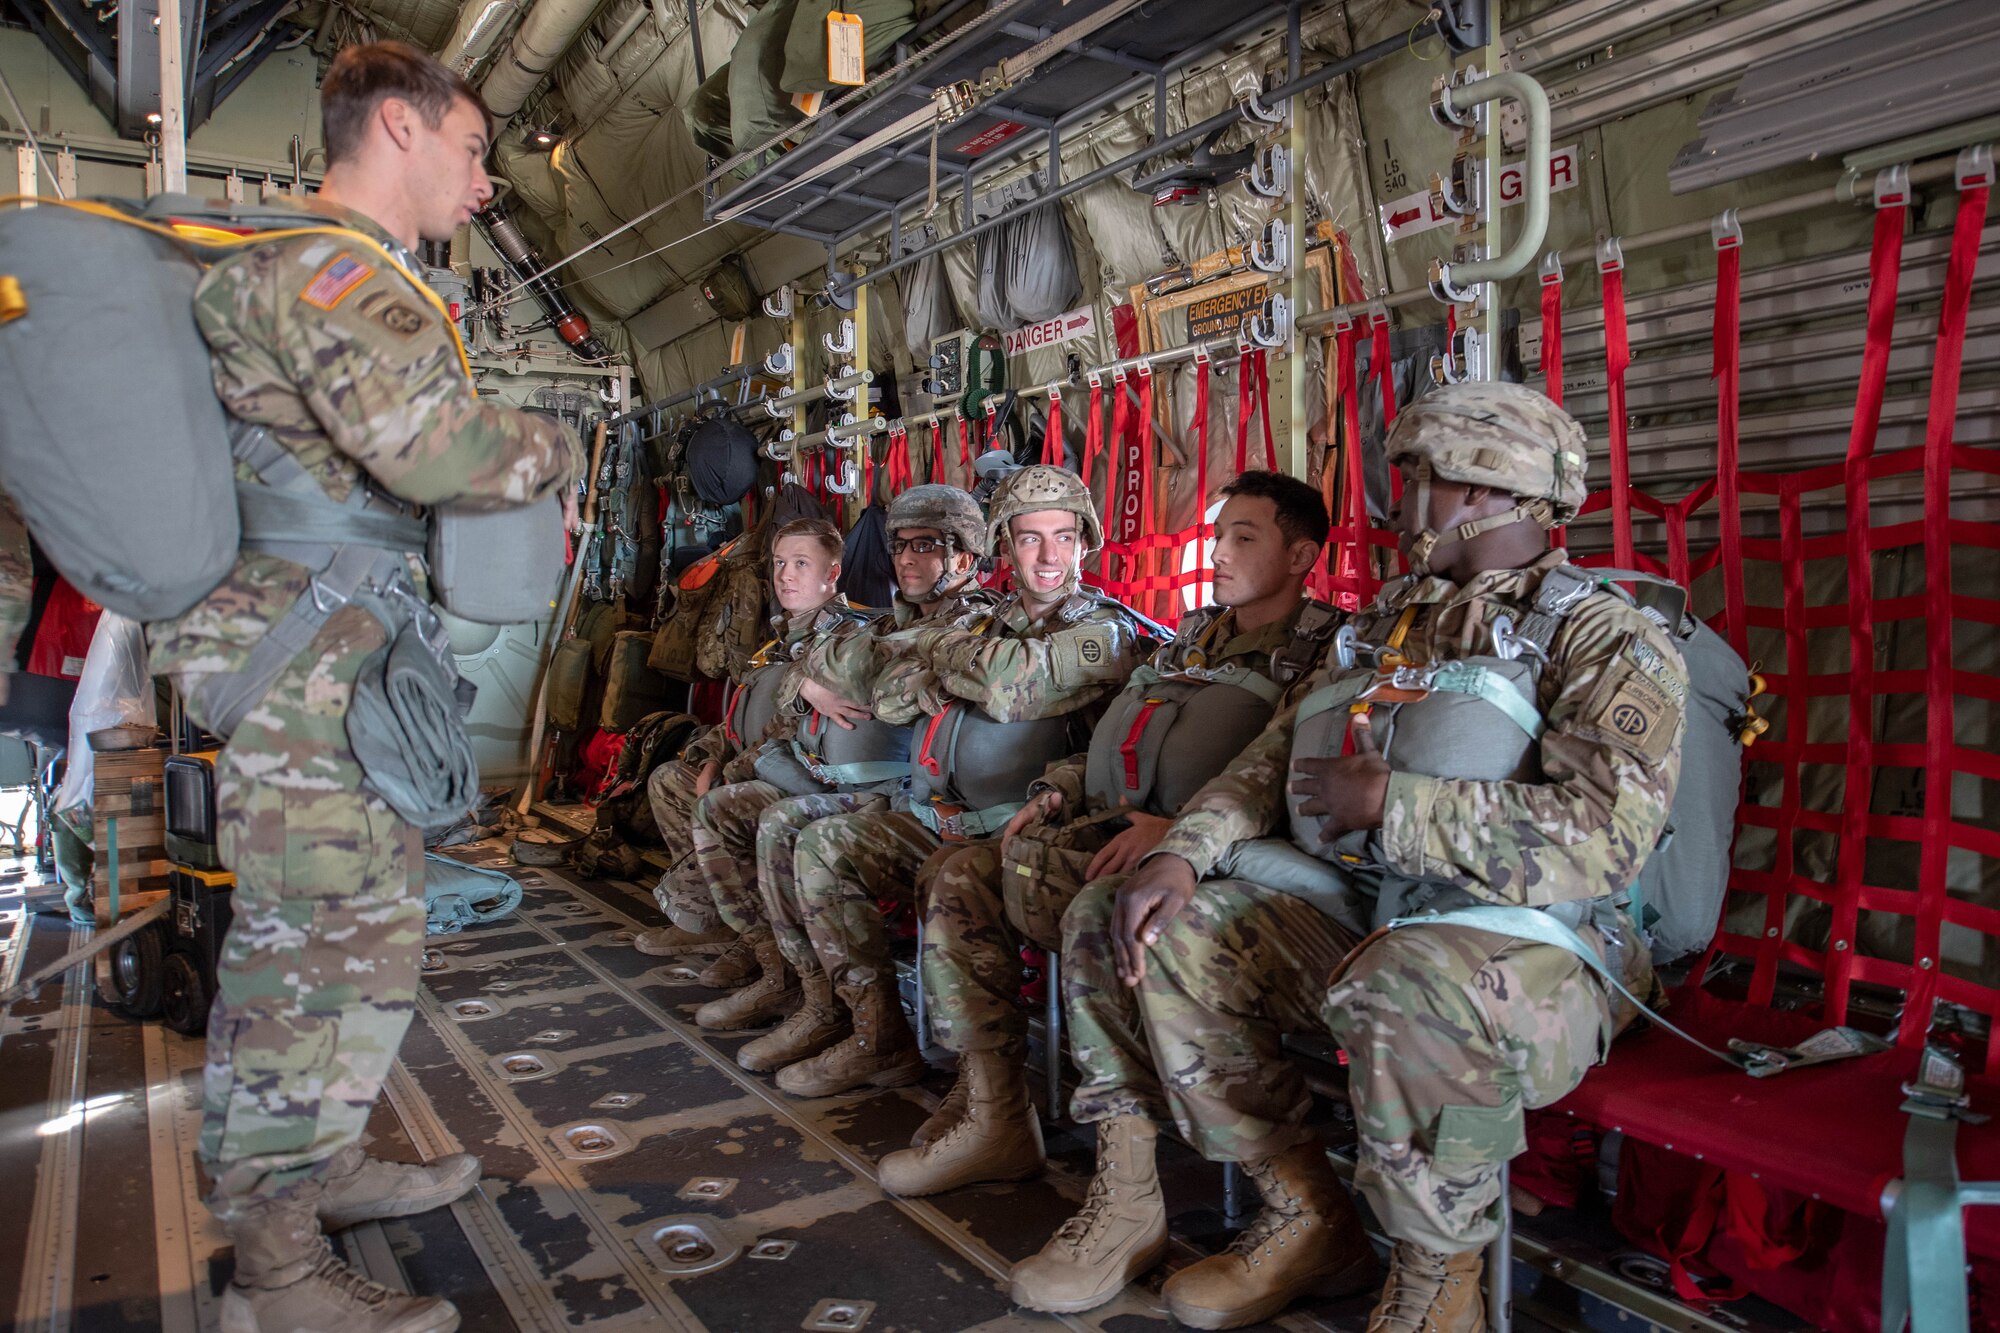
{"left": 788, "top": 589, "right": 1155, "bottom": 990}
{"left": 146, "top": 199, "right": 579, "bottom": 1207}
{"left": 648, "top": 597, "right": 851, "bottom": 930}
{"left": 0, "top": 489, "right": 30, "bottom": 668}
{"left": 692, "top": 588, "right": 990, "bottom": 945}
{"left": 1113, "top": 549, "right": 1683, "bottom": 1252}
{"left": 923, "top": 604, "right": 1322, "bottom": 1063}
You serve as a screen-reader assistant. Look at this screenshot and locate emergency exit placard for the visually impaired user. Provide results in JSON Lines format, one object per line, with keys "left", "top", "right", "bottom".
{"left": 1378, "top": 143, "right": 1579, "bottom": 243}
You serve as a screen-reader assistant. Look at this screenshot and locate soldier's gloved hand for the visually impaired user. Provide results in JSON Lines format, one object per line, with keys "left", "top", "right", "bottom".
{"left": 1003, "top": 790, "right": 1063, "bottom": 842}
{"left": 800, "top": 678, "right": 872, "bottom": 730}
{"left": 1110, "top": 853, "right": 1198, "bottom": 986}
{"left": 1086, "top": 810, "right": 1172, "bottom": 882}
{"left": 1288, "top": 714, "right": 1390, "bottom": 840}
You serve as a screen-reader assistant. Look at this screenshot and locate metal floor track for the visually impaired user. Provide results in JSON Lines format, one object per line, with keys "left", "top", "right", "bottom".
{"left": 0, "top": 843, "right": 1806, "bottom": 1333}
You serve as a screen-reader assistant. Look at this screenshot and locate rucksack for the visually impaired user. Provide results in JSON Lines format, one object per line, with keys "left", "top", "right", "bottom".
{"left": 648, "top": 535, "right": 743, "bottom": 681}
{"left": 592, "top": 709, "right": 701, "bottom": 847}
{"left": 699, "top": 253, "right": 759, "bottom": 321}
{"left": 696, "top": 537, "right": 771, "bottom": 680}
{"left": 838, "top": 503, "right": 894, "bottom": 609}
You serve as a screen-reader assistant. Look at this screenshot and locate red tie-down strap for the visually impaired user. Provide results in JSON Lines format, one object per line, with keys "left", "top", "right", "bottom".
{"left": 1043, "top": 386, "right": 1064, "bottom": 466}
{"left": 953, "top": 413, "right": 971, "bottom": 476}
{"left": 1367, "top": 306, "right": 1401, "bottom": 512}
{"left": 1904, "top": 169, "right": 1989, "bottom": 1045}
{"left": 1120, "top": 699, "right": 1164, "bottom": 791}
{"left": 984, "top": 400, "right": 1002, "bottom": 460}
{"left": 1134, "top": 365, "right": 1158, "bottom": 616}
{"left": 1598, "top": 241, "right": 1636, "bottom": 567}
{"left": 1539, "top": 262, "right": 1564, "bottom": 408}
{"left": 1192, "top": 352, "right": 1212, "bottom": 602}
{"left": 1235, "top": 346, "right": 1278, "bottom": 475}
{"left": 1339, "top": 317, "right": 1379, "bottom": 606}
{"left": 1081, "top": 373, "right": 1106, "bottom": 504}
{"left": 887, "top": 423, "right": 914, "bottom": 493}
{"left": 722, "top": 682, "right": 747, "bottom": 749}
{"left": 916, "top": 704, "right": 954, "bottom": 778}
{"left": 1109, "top": 368, "right": 1135, "bottom": 545}
{"left": 1710, "top": 223, "right": 1746, "bottom": 661}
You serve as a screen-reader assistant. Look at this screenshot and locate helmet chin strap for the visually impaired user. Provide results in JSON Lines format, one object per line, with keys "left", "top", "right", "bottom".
{"left": 1403, "top": 461, "right": 1554, "bottom": 577}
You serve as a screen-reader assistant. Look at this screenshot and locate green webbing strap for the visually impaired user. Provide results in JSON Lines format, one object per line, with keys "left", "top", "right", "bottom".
{"left": 911, "top": 799, "right": 1023, "bottom": 840}
{"left": 1127, "top": 662, "right": 1286, "bottom": 706}
{"left": 1294, "top": 676, "right": 1368, "bottom": 727}
{"left": 806, "top": 758, "right": 909, "bottom": 787}
{"left": 1425, "top": 662, "right": 1544, "bottom": 739}
{"left": 236, "top": 482, "right": 430, "bottom": 553}
{"left": 1386, "top": 905, "right": 1748, "bottom": 1071}
{"left": 1885, "top": 1045, "right": 1999, "bottom": 1333}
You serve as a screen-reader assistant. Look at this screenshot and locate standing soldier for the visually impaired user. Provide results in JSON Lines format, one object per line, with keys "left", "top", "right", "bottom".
{"left": 769, "top": 466, "right": 1159, "bottom": 1098}
{"left": 632, "top": 519, "right": 858, "bottom": 958}
{"left": 877, "top": 471, "right": 1337, "bottom": 1200}
{"left": 142, "top": 43, "right": 582, "bottom": 1333}
{"left": 686, "top": 485, "right": 990, "bottom": 1050}
{"left": 1021, "top": 383, "right": 1683, "bottom": 1332}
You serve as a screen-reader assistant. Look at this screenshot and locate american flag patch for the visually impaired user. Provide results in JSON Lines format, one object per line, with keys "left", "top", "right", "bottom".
{"left": 299, "top": 252, "right": 374, "bottom": 309}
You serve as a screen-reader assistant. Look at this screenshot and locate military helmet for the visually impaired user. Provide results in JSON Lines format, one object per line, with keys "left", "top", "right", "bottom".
{"left": 984, "top": 464, "right": 1103, "bottom": 556}
{"left": 886, "top": 483, "right": 987, "bottom": 557}
{"left": 1385, "top": 381, "right": 1588, "bottom": 525}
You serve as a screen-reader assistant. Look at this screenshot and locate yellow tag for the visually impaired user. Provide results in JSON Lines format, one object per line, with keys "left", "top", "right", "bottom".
{"left": 826, "top": 11, "right": 865, "bottom": 86}
{"left": 0, "top": 274, "right": 25, "bottom": 324}
{"left": 790, "top": 91, "right": 824, "bottom": 116}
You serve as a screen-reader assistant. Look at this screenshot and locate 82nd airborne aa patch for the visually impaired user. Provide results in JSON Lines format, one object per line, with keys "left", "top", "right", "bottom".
{"left": 299, "top": 252, "right": 374, "bottom": 310}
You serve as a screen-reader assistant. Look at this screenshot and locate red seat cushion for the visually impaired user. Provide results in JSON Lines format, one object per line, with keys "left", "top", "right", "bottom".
{"left": 1553, "top": 988, "right": 2000, "bottom": 1256}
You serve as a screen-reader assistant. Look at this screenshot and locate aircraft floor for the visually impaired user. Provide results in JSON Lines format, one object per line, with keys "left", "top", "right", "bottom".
{"left": 0, "top": 841, "right": 1797, "bottom": 1333}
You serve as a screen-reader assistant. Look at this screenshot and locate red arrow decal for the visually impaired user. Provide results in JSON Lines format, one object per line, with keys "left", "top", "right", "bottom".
{"left": 1388, "top": 206, "right": 1421, "bottom": 228}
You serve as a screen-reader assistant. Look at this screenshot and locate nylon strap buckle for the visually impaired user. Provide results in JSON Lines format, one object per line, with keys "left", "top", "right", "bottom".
{"left": 1901, "top": 1043, "right": 1989, "bottom": 1124}
{"left": 1724, "top": 1025, "right": 1891, "bottom": 1079}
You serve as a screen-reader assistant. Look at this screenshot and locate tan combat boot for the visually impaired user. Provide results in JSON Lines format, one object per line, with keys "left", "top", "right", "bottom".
{"left": 877, "top": 1051, "right": 1045, "bottom": 1196}
{"left": 774, "top": 979, "right": 925, "bottom": 1097}
{"left": 1163, "top": 1140, "right": 1381, "bottom": 1330}
{"left": 1009, "top": 1115, "right": 1168, "bottom": 1314}
{"left": 738, "top": 970, "right": 850, "bottom": 1071}
{"left": 694, "top": 933, "right": 760, "bottom": 988}
{"left": 912, "top": 1069, "right": 970, "bottom": 1148}
{"left": 220, "top": 1187, "right": 459, "bottom": 1333}
{"left": 317, "top": 1143, "right": 482, "bottom": 1230}
{"left": 694, "top": 934, "right": 799, "bottom": 1029}
{"left": 1367, "top": 1242, "right": 1486, "bottom": 1333}
{"left": 632, "top": 923, "right": 734, "bottom": 956}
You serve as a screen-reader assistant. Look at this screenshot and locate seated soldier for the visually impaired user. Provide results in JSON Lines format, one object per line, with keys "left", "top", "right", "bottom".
{"left": 875, "top": 470, "right": 1337, "bottom": 1199}
{"left": 1022, "top": 383, "right": 1683, "bottom": 1333}
{"left": 682, "top": 485, "right": 991, "bottom": 1042}
{"left": 767, "top": 466, "right": 1160, "bottom": 1098}
{"left": 633, "top": 518, "right": 862, "bottom": 958}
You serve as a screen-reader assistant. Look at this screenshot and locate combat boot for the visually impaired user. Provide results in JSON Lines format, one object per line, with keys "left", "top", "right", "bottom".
{"left": 878, "top": 1051, "right": 1044, "bottom": 1196}
{"left": 1009, "top": 1115, "right": 1168, "bottom": 1313}
{"left": 694, "top": 934, "right": 759, "bottom": 988}
{"left": 1163, "top": 1140, "right": 1380, "bottom": 1330}
{"left": 220, "top": 1187, "right": 459, "bottom": 1333}
{"left": 912, "top": 1069, "right": 970, "bottom": 1148}
{"left": 632, "top": 923, "right": 733, "bottom": 956}
{"left": 774, "top": 979, "right": 925, "bottom": 1097}
{"left": 1366, "top": 1243, "right": 1485, "bottom": 1333}
{"left": 738, "top": 970, "right": 849, "bottom": 1071}
{"left": 317, "top": 1143, "right": 482, "bottom": 1230}
{"left": 694, "top": 933, "right": 798, "bottom": 1029}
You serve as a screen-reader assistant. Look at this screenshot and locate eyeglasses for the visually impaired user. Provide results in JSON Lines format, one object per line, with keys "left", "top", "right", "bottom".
{"left": 888, "top": 537, "right": 949, "bottom": 555}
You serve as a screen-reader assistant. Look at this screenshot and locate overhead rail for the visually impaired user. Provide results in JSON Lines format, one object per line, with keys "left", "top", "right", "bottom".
{"left": 607, "top": 362, "right": 759, "bottom": 427}
{"left": 826, "top": 16, "right": 1467, "bottom": 299}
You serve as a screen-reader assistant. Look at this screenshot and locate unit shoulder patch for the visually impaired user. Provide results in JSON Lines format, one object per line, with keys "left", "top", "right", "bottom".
{"left": 298, "top": 252, "right": 374, "bottom": 310}
{"left": 356, "top": 288, "right": 430, "bottom": 338}
{"left": 1576, "top": 634, "right": 1684, "bottom": 766}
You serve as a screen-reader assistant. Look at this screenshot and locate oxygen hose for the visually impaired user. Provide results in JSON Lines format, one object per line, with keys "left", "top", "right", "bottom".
{"left": 475, "top": 200, "right": 613, "bottom": 361}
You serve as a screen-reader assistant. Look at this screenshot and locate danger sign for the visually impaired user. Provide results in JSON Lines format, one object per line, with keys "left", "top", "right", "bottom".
{"left": 1378, "top": 143, "right": 1580, "bottom": 243}
{"left": 1003, "top": 305, "right": 1097, "bottom": 357}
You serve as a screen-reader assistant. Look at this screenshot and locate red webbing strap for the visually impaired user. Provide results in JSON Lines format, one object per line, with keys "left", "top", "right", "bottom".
{"left": 917, "top": 704, "right": 953, "bottom": 777}
{"left": 1339, "top": 318, "right": 1375, "bottom": 604}
{"left": 1193, "top": 354, "right": 1211, "bottom": 602}
{"left": 1713, "top": 238, "right": 1748, "bottom": 660}
{"left": 1254, "top": 349, "right": 1276, "bottom": 470}
{"left": 1904, "top": 175, "right": 1988, "bottom": 1043}
{"left": 1120, "top": 700, "right": 1164, "bottom": 789}
{"left": 1043, "top": 389, "right": 1064, "bottom": 465}
{"left": 1829, "top": 200, "right": 1908, "bottom": 1026}
{"left": 984, "top": 401, "right": 1001, "bottom": 460}
{"left": 1539, "top": 274, "right": 1564, "bottom": 407}
{"left": 887, "top": 425, "right": 913, "bottom": 492}
{"left": 1110, "top": 369, "right": 1134, "bottom": 550}
{"left": 928, "top": 420, "right": 946, "bottom": 487}
{"left": 1235, "top": 347, "right": 1254, "bottom": 475}
{"left": 1135, "top": 366, "right": 1158, "bottom": 615}
{"left": 1368, "top": 307, "right": 1400, "bottom": 508}
{"left": 1081, "top": 376, "right": 1106, "bottom": 503}
{"left": 722, "top": 683, "right": 746, "bottom": 748}
{"left": 954, "top": 414, "right": 971, "bottom": 474}
{"left": 1600, "top": 251, "right": 1636, "bottom": 566}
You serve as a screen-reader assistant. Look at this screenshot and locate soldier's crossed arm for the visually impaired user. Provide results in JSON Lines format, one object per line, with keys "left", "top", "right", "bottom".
{"left": 1147, "top": 697, "right": 1302, "bottom": 881}
{"left": 922, "top": 611, "right": 1146, "bottom": 722}
{"left": 199, "top": 242, "right": 581, "bottom": 508}
{"left": 1377, "top": 597, "right": 1686, "bottom": 906}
